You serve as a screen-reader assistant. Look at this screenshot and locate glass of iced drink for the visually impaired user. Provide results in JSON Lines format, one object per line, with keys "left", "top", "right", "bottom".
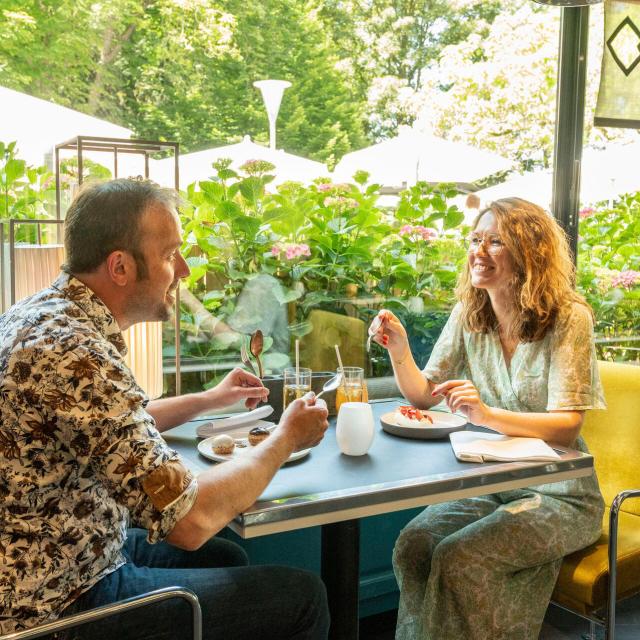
{"left": 283, "top": 367, "right": 312, "bottom": 410}
{"left": 335, "top": 367, "right": 368, "bottom": 412}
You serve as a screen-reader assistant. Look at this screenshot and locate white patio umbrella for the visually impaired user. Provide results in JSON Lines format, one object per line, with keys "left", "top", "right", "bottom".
{"left": 333, "top": 128, "right": 512, "bottom": 189}
{"left": 472, "top": 170, "right": 554, "bottom": 210}
{"left": 155, "top": 135, "right": 328, "bottom": 188}
{"left": 0, "top": 85, "right": 133, "bottom": 169}
{"left": 473, "top": 140, "right": 640, "bottom": 210}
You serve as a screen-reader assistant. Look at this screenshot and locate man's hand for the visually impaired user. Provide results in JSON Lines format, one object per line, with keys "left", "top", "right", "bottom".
{"left": 278, "top": 396, "right": 329, "bottom": 452}
{"left": 206, "top": 367, "right": 269, "bottom": 409}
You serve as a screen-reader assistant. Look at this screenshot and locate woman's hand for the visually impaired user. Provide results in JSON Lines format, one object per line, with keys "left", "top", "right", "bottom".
{"left": 206, "top": 367, "right": 269, "bottom": 409}
{"left": 370, "top": 309, "right": 409, "bottom": 360}
{"left": 431, "top": 379, "right": 491, "bottom": 426}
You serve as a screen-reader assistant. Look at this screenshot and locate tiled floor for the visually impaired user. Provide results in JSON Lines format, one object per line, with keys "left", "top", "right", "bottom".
{"left": 358, "top": 593, "right": 640, "bottom": 639}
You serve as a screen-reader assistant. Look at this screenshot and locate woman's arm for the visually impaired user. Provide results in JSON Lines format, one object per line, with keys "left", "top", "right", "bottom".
{"left": 389, "top": 346, "right": 440, "bottom": 409}
{"left": 432, "top": 379, "right": 584, "bottom": 447}
{"left": 370, "top": 310, "right": 440, "bottom": 408}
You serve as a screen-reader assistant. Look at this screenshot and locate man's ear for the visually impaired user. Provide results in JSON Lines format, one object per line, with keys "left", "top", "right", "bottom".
{"left": 105, "top": 251, "right": 136, "bottom": 287}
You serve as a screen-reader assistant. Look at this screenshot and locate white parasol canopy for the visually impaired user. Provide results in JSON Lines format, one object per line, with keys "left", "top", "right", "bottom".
{"left": 0, "top": 85, "right": 133, "bottom": 169}
{"left": 473, "top": 140, "right": 640, "bottom": 210}
{"left": 155, "top": 135, "right": 328, "bottom": 188}
{"left": 333, "top": 127, "right": 512, "bottom": 189}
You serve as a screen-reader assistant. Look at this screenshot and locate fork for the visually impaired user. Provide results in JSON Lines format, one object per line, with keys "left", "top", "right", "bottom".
{"left": 240, "top": 341, "right": 257, "bottom": 376}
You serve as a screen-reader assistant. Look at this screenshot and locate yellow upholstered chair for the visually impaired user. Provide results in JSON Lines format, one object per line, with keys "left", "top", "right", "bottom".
{"left": 552, "top": 360, "right": 640, "bottom": 639}
{"left": 300, "top": 309, "right": 366, "bottom": 372}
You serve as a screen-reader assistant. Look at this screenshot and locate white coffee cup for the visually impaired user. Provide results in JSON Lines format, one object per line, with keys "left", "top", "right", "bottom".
{"left": 336, "top": 402, "right": 375, "bottom": 456}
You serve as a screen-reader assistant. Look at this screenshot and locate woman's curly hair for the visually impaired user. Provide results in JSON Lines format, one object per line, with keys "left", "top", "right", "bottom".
{"left": 455, "top": 197, "right": 591, "bottom": 342}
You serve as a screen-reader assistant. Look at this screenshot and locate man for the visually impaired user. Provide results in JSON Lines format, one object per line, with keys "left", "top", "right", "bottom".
{"left": 0, "top": 179, "right": 330, "bottom": 639}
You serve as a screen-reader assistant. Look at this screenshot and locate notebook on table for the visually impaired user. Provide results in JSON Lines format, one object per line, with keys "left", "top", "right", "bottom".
{"left": 449, "top": 430, "right": 561, "bottom": 463}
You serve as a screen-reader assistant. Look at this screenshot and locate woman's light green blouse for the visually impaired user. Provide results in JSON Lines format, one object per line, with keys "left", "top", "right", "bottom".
{"left": 422, "top": 302, "right": 606, "bottom": 414}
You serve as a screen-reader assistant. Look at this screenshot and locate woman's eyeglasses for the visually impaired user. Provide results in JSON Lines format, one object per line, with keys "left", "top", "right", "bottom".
{"left": 464, "top": 233, "right": 505, "bottom": 255}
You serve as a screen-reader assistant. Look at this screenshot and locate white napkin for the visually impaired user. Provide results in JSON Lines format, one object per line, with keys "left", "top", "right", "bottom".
{"left": 196, "top": 405, "right": 274, "bottom": 437}
{"left": 449, "top": 431, "right": 561, "bottom": 463}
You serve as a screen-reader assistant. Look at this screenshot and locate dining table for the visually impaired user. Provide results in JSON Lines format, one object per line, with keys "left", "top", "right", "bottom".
{"left": 163, "top": 398, "right": 595, "bottom": 640}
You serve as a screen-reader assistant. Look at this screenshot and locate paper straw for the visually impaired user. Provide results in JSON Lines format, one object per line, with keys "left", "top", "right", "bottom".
{"left": 334, "top": 344, "right": 348, "bottom": 395}
{"left": 295, "top": 339, "right": 300, "bottom": 387}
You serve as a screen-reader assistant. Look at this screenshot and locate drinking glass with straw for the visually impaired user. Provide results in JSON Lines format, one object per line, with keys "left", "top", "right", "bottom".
{"left": 283, "top": 339, "right": 311, "bottom": 410}
{"left": 334, "top": 344, "right": 368, "bottom": 412}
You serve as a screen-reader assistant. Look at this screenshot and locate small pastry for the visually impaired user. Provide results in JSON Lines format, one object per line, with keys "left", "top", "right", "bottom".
{"left": 211, "top": 434, "right": 235, "bottom": 455}
{"left": 248, "top": 426, "right": 270, "bottom": 446}
{"left": 394, "top": 406, "right": 434, "bottom": 428}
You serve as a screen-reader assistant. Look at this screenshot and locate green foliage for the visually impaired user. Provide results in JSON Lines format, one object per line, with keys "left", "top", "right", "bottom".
{"left": 0, "top": 1, "right": 511, "bottom": 164}
{"left": 317, "top": 0, "right": 502, "bottom": 137}
{"left": 174, "top": 164, "right": 468, "bottom": 371}
{"left": 0, "top": 141, "right": 55, "bottom": 241}
{"left": 113, "top": 0, "right": 366, "bottom": 164}
{"left": 576, "top": 195, "right": 640, "bottom": 360}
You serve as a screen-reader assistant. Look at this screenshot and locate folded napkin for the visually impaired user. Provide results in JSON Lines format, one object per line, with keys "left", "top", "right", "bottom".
{"left": 449, "top": 431, "right": 561, "bottom": 463}
{"left": 196, "top": 405, "right": 274, "bottom": 438}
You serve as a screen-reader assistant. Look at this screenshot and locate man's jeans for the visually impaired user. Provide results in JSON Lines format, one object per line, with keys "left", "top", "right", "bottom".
{"left": 60, "top": 529, "right": 329, "bottom": 640}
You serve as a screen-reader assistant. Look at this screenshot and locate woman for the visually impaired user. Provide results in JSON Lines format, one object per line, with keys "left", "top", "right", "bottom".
{"left": 370, "top": 198, "right": 605, "bottom": 640}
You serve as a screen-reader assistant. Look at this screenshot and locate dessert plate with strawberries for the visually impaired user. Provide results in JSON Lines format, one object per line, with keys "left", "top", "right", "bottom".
{"left": 380, "top": 405, "right": 467, "bottom": 440}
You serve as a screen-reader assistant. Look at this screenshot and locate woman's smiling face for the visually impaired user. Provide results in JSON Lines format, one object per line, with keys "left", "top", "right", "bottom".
{"left": 468, "top": 211, "right": 515, "bottom": 293}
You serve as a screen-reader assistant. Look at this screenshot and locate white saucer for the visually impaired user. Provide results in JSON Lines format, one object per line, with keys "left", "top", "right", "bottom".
{"left": 198, "top": 435, "right": 311, "bottom": 464}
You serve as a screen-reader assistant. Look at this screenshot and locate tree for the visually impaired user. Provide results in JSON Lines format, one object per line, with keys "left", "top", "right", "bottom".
{"left": 115, "top": 0, "right": 366, "bottom": 164}
{"left": 317, "top": 0, "right": 502, "bottom": 138}
{"left": 388, "top": 2, "right": 637, "bottom": 168}
{"left": 1, "top": 0, "right": 367, "bottom": 163}
{"left": 0, "top": 0, "right": 105, "bottom": 109}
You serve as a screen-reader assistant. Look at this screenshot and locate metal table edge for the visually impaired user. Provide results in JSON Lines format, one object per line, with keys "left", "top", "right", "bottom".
{"left": 232, "top": 452, "right": 594, "bottom": 532}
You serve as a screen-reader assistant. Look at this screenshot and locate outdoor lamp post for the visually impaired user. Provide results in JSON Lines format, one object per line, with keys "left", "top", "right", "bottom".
{"left": 253, "top": 79, "right": 292, "bottom": 150}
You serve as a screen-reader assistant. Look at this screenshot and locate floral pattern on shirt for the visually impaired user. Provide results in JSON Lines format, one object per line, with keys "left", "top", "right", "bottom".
{"left": 0, "top": 272, "right": 198, "bottom": 634}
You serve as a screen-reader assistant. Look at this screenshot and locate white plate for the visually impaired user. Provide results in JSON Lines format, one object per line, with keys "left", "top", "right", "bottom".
{"left": 196, "top": 405, "right": 275, "bottom": 437}
{"left": 198, "top": 435, "right": 311, "bottom": 464}
{"left": 380, "top": 410, "right": 467, "bottom": 440}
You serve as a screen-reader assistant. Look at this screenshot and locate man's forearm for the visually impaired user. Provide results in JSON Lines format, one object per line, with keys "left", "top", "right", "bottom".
{"left": 147, "top": 392, "right": 213, "bottom": 432}
{"left": 166, "top": 431, "right": 295, "bottom": 549}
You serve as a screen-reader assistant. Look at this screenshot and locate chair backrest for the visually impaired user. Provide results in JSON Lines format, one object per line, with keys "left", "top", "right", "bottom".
{"left": 300, "top": 309, "right": 366, "bottom": 371}
{"left": 581, "top": 361, "right": 640, "bottom": 516}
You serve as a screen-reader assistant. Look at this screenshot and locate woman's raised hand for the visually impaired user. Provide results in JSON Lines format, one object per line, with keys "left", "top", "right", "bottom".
{"left": 369, "top": 310, "right": 409, "bottom": 358}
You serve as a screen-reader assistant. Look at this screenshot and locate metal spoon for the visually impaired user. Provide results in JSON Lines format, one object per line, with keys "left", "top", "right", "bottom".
{"left": 250, "top": 329, "right": 264, "bottom": 379}
{"left": 314, "top": 372, "right": 343, "bottom": 400}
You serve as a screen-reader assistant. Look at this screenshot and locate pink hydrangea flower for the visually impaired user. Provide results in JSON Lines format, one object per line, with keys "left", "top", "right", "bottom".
{"left": 323, "top": 196, "right": 358, "bottom": 209}
{"left": 317, "top": 183, "right": 333, "bottom": 192}
{"left": 579, "top": 207, "right": 595, "bottom": 219}
{"left": 272, "top": 242, "right": 311, "bottom": 261}
{"left": 399, "top": 225, "right": 438, "bottom": 242}
{"left": 611, "top": 270, "right": 640, "bottom": 290}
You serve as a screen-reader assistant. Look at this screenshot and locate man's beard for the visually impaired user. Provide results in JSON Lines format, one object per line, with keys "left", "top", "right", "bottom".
{"left": 126, "top": 282, "right": 177, "bottom": 323}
